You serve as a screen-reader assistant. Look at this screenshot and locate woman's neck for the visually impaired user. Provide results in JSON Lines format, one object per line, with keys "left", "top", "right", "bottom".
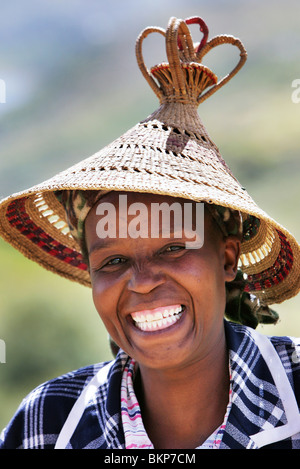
{"left": 134, "top": 338, "right": 230, "bottom": 449}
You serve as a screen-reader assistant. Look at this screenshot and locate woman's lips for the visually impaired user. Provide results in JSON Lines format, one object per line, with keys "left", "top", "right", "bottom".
{"left": 130, "top": 304, "right": 184, "bottom": 332}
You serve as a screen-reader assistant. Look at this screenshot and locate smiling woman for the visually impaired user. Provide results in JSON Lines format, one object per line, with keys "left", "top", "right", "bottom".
{"left": 84, "top": 192, "right": 240, "bottom": 448}
{"left": 85, "top": 192, "right": 239, "bottom": 377}
{"left": 0, "top": 16, "right": 300, "bottom": 450}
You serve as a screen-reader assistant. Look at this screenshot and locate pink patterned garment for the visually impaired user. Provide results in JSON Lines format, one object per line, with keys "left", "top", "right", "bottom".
{"left": 120, "top": 358, "right": 232, "bottom": 449}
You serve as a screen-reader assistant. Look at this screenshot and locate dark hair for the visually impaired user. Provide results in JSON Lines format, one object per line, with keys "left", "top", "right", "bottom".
{"left": 225, "top": 270, "right": 279, "bottom": 329}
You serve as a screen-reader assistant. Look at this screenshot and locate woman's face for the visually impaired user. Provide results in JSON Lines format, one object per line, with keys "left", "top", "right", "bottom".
{"left": 85, "top": 192, "right": 240, "bottom": 371}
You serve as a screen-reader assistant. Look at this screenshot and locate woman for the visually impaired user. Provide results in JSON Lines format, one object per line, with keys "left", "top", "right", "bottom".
{"left": 85, "top": 191, "right": 240, "bottom": 449}
{"left": 0, "top": 16, "right": 300, "bottom": 449}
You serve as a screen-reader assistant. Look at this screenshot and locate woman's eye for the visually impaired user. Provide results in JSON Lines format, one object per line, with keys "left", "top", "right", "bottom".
{"left": 93, "top": 257, "right": 127, "bottom": 272}
{"left": 107, "top": 257, "right": 126, "bottom": 266}
{"left": 164, "top": 245, "right": 185, "bottom": 253}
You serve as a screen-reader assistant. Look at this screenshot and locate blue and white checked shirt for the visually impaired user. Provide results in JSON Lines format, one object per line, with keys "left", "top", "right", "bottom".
{"left": 1, "top": 321, "right": 300, "bottom": 449}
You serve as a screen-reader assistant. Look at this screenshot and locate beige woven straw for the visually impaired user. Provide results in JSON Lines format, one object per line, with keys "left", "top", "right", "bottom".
{"left": 0, "top": 16, "right": 299, "bottom": 307}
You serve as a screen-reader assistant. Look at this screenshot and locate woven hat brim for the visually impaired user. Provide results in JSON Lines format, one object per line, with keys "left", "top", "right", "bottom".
{"left": 0, "top": 113, "right": 299, "bottom": 305}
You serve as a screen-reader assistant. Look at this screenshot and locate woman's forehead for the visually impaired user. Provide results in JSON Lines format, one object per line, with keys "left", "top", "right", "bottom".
{"left": 87, "top": 191, "right": 206, "bottom": 226}
{"left": 98, "top": 191, "right": 193, "bottom": 205}
{"left": 84, "top": 191, "right": 217, "bottom": 253}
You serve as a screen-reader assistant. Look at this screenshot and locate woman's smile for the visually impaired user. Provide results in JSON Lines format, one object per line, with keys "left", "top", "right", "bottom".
{"left": 130, "top": 304, "right": 184, "bottom": 332}
{"left": 85, "top": 191, "right": 240, "bottom": 369}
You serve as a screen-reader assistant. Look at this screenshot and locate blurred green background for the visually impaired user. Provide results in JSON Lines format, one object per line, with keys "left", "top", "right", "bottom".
{"left": 0, "top": 0, "right": 300, "bottom": 429}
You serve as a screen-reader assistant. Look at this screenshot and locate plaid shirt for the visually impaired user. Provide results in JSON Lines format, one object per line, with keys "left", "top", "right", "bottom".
{"left": 1, "top": 321, "right": 300, "bottom": 449}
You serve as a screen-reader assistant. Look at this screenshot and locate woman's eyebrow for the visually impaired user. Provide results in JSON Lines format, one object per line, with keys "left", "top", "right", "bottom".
{"left": 88, "top": 227, "right": 200, "bottom": 255}
{"left": 88, "top": 238, "right": 119, "bottom": 256}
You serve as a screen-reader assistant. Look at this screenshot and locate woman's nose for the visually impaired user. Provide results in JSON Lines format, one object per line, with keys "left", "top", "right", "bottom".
{"left": 127, "top": 264, "right": 166, "bottom": 294}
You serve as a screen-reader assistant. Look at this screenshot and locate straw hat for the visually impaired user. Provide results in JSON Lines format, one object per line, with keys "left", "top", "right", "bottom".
{"left": 0, "top": 16, "right": 299, "bottom": 307}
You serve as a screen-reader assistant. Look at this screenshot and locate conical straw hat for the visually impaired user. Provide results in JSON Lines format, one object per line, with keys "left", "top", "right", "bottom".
{"left": 0, "top": 16, "right": 299, "bottom": 306}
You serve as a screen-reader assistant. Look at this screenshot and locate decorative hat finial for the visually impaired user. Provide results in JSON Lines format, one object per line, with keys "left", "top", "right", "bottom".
{"left": 136, "top": 16, "right": 247, "bottom": 105}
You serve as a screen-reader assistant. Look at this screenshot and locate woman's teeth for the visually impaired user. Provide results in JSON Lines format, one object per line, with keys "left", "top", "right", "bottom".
{"left": 131, "top": 305, "right": 183, "bottom": 332}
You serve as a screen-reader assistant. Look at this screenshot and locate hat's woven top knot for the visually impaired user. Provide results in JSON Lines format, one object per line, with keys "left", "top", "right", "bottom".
{"left": 136, "top": 16, "right": 247, "bottom": 106}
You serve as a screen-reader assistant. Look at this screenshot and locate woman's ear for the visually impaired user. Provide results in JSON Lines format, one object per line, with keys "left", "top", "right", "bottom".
{"left": 223, "top": 236, "right": 241, "bottom": 282}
